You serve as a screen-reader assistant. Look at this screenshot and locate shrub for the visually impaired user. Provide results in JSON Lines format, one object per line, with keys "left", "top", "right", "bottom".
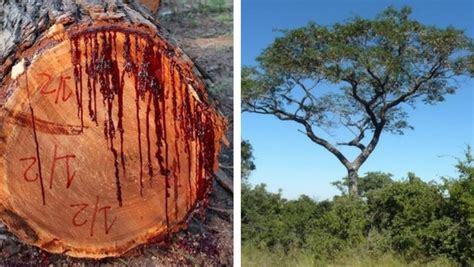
{"left": 242, "top": 147, "right": 474, "bottom": 265}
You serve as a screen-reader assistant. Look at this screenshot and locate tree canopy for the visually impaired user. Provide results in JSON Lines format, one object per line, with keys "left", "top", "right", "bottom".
{"left": 242, "top": 140, "right": 256, "bottom": 182}
{"left": 242, "top": 6, "right": 474, "bottom": 195}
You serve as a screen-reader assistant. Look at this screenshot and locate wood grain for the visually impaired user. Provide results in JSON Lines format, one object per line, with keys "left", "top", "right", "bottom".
{"left": 0, "top": 1, "right": 226, "bottom": 259}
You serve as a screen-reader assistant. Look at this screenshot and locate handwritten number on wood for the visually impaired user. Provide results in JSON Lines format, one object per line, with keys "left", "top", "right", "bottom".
{"left": 19, "top": 157, "right": 39, "bottom": 182}
{"left": 70, "top": 196, "right": 117, "bottom": 236}
{"left": 49, "top": 145, "right": 76, "bottom": 189}
{"left": 38, "top": 72, "right": 73, "bottom": 103}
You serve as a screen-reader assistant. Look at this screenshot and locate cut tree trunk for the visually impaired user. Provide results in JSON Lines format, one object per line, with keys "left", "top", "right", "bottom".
{"left": 0, "top": 0, "right": 226, "bottom": 259}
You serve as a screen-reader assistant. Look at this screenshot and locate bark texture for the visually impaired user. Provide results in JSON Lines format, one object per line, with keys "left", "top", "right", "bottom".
{"left": 0, "top": 0, "right": 165, "bottom": 83}
{"left": 348, "top": 169, "right": 358, "bottom": 197}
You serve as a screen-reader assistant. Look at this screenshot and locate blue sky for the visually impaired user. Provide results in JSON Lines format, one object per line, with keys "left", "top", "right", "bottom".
{"left": 242, "top": 0, "right": 474, "bottom": 200}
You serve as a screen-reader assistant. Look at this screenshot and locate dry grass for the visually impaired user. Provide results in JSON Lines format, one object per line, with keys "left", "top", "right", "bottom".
{"left": 242, "top": 245, "right": 456, "bottom": 267}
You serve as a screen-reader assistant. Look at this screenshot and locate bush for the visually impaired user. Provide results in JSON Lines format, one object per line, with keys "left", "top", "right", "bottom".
{"left": 242, "top": 147, "right": 474, "bottom": 265}
{"left": 366, "top": 173, "right": 444, "bottom": 260}
{"left": 306, "top": 196, "right": 367, "bottom": 259}
{"left": 241, "top": 184, "right": 286, "bottom": 249}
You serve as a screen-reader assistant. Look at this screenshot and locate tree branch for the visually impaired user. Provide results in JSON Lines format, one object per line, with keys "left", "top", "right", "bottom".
{"left": 383, "top": 61, "right": 444, "bottom": 112}
{"left": 296, "top": 121, "right": 352, "bottom": 168}
{"left": 247, "top": 101, "right": 353, "bottom": 169}
{"left": 353, "top": 120, "right": 386, "bottom": 168}
{"left": 337, "top": 118, "right": 369, "bottom": 151}
{"left": 337, "top": 130, "right": 366, "bottom": 151}
{"left": 337, "top": 140, "right": 366, "bottom": 151}
{"left": 343, "top": 76, "right": 380, "bottom": 127}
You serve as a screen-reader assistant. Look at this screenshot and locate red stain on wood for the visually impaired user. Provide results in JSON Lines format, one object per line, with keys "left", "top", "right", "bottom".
{"left": 14, "top": 26, "right": 224, "bottom": 246}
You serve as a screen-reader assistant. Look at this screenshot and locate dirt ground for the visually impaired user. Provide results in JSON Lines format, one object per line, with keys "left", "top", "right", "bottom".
{"left": 0, "top": 9, "right": 233, "bottom": 267}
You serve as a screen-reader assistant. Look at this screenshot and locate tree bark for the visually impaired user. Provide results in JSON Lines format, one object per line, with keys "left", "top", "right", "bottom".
{"left": 0, "top": 0, "right": 226, "bottom": 259}
{"left": 348, "top": 168, "right": 359, "bottom": 197}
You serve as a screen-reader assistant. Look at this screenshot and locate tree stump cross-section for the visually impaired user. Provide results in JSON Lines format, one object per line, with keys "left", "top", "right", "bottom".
{"left": 0, "top": 2, "right": 226, "bottom": 259}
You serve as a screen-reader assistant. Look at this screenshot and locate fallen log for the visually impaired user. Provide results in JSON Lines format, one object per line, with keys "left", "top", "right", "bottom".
{"left": 0, "top": 0, "right": 226, "bottom": 259}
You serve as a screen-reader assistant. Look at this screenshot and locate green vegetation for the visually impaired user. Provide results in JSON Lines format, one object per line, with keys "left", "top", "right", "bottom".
{"left": 242, "top": 147, "right": 474, "bottom": 266}
{"left": 207, "top": 0, "right": 228, "bottom": 12}
{"left": 213, "top": 12, "right": 233, "bottom": 24}
{"left": 163, "top": 0, "right": 231, "bottom": 12}
{"left": 242, "top": 140, "right": 256, "bottom": 181}
{"left": 242, "top": 6, "right": 474, "bottom": 196}
{"left": 242, "top": 246, "right": 456, "bottom": 267}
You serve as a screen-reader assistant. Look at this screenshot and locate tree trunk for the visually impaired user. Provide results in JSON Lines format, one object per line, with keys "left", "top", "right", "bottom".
{"left": 348, "top": 168, "right": 359, "bottom": 197}
{"left": 0, "top": 0, "right": 226, "bottom": 259}
{"left": 137, "top": 0, "right": 162, "bottom": 14}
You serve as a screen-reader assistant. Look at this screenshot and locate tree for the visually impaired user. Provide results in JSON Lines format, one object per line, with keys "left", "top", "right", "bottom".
{"left": 242, "top": 140, "right": 256, "bottom": 182}
{"left": 242, "top": 6, "right": 473, "bottom": 196}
